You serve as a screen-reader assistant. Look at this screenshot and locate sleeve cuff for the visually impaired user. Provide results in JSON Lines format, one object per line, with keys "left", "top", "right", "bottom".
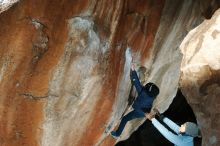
{"left": 152, "top": 118, "right": 157, "bottom": 123}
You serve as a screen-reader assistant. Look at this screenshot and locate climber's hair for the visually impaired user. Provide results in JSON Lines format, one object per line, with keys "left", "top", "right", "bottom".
{"left": 144, "top": 82, "right": 159, "bottom": 98}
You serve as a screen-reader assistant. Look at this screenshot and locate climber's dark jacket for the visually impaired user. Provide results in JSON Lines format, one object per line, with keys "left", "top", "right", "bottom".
{"left": 131, "top": 70, "right": 154, "bottom": 112}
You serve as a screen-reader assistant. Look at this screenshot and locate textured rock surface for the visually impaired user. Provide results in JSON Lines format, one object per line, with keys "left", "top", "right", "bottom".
{"left": 180, "top": 9, "right": 220, "bottom": 146}
{"left": 0, "top": 0, "right": 219, "bottom": 146}
{"left": 0, "top": 0, "right": 19, "bottom": 13}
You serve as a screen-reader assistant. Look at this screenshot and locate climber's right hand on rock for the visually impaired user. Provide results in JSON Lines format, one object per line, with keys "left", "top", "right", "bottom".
{"left": 131, "top": 63, "right": 135, "bottom": 71}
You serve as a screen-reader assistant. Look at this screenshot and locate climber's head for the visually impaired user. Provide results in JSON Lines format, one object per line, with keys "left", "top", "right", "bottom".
{"left": 144, "top": 82, "right": 159, "bottom": 98}
{"left": 179, "top": 122, "right": 200, "bottom": 137}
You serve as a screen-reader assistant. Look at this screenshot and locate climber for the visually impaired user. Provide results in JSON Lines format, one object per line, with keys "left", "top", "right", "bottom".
{"left": 146, "top": 109, "right": 200, "bottom": 146}
{"left": 111, "top": 64, "right": 160, "bottom": 139}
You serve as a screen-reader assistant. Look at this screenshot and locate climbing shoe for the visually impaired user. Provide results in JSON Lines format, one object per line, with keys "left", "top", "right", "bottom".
{"left": 111, "top": 131, "right": 119, "bottom": 139}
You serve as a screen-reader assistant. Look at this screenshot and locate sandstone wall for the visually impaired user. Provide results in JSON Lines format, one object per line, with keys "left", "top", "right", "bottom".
{"left": 0, "top": 0, "right": 219, "bottom": 146}
{"left": 180, "top": 9, "right": 220, "bottom": 146}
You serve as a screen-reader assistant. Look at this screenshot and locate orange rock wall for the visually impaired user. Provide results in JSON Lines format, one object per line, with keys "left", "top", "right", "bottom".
{"left": 0, "top": 0, "right": 219, "bottom": 146}
{"left": 0, "top": 0, "right": 165, "bottom": 146}
{"left": 0, "top": 0, "right": 90, "bottom": 145}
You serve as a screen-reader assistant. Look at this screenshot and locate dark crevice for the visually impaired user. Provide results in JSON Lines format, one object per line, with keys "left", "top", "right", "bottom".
{"left": 200, "top": 0, "right": 220, "bottom": 19}
{"left": 19, "top": 93, "right": 49, "bottom": 100}
{"left": 116, "top": 89, "right": 202, "bottom": 146}
{"left": 19, "top": 93, "right": 59, "bottom": 100}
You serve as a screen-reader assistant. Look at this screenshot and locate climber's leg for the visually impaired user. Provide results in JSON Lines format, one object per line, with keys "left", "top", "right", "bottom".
{"left": 111, "top": 110, "right": 145, "bottom": 137}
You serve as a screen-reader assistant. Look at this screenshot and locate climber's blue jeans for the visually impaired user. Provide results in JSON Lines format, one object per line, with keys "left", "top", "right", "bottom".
{"left": 115, "top": 110, "right": 145, "bottom": 136}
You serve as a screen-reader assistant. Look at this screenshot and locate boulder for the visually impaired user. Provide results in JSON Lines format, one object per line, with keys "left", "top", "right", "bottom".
{"left": 180, "top": 9, "right": 220, "bottom": 146}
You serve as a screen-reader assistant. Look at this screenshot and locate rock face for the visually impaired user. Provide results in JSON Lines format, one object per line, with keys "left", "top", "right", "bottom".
{"left": 0, "top": 0, "right": 19, "bottom": 13}
{"left": 180, "top": 9, "right": 220, "bottom": 146}
{"left": 0, "top": 0, "right": 219, "bottom": 146}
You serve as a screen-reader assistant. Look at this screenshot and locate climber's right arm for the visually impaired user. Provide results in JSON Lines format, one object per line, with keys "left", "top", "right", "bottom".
{"left": 130, "top": 69, "right": 143, "bottom": 94}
